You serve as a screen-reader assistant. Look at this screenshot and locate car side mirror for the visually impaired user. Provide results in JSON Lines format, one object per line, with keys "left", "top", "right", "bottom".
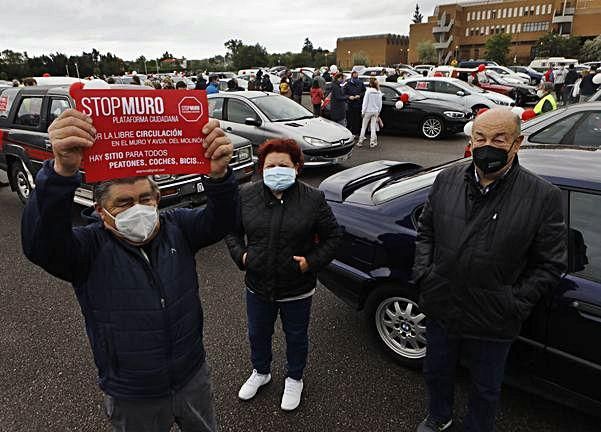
{"left": 456, "top": 91, "right": 466, "bottom": 97}
{"left": 244, "top": 117, "right": 261, "bottom": 127}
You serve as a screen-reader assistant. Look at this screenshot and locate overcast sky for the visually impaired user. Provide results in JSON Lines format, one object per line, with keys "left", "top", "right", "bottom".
{"left": 2, "top": 0, "right": 440, "bottom": 60}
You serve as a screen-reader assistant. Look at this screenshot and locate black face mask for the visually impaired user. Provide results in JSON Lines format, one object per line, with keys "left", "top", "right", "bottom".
{"left": 472, "top": 143, "right": 515, "bottom": 174}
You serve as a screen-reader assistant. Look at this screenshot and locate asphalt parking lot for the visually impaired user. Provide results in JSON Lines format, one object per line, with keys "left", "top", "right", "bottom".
{"left": 0, "top": 134, "right": 599, "bottom": 432}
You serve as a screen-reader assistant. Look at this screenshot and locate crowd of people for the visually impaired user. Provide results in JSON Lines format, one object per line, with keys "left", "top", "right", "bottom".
{"left": 541, "top": 64, "right": 600, "bottom": 105}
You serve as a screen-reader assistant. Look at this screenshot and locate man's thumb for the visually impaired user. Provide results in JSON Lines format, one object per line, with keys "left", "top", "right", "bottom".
{"left": 293, "top": 256, "right": 302, "bottom": 262}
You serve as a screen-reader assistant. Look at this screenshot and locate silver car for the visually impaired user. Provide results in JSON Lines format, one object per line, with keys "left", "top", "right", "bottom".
{"left": 401, "top": 77, "right": 515, "bottom": 113}
{"left": 207, "top": 92, "right": 354, "bottom": 166}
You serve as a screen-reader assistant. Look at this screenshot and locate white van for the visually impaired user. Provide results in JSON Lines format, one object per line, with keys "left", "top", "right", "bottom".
{"left": 529, "top": 57, "right": 578, "bottom": 71}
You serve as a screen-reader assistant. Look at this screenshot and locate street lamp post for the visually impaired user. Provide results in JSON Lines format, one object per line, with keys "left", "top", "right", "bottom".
{"left": 347, "top": 50, "right": 351, "bottom": 69}
{"left": 74, "top": 62, "right": 80, "bottom": 79}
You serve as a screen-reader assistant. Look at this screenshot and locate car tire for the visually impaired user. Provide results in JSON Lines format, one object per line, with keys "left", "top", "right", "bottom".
{"left": 10, "top": 161, "right": 33, "bottom": 204}
{"left": 364, "top": 284, "right": 427, "bottom": 369}
{"left": 420, "top": 116, "right": 445, "bottom": 140}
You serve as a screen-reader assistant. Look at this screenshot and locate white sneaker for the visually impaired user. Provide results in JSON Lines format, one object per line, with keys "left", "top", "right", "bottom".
{"left": 238, "top": 370, "right": 271, "bottom": 401}
{"left": 356, "top": 138, "right": 365, "bottom": 147}
{"left": 280, "top": 377, "right": 303, "bottom": 411}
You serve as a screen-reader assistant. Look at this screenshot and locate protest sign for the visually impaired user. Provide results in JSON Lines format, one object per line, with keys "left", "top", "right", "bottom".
{"left": 70, "top": 83, "right": 210, "bottom": 182}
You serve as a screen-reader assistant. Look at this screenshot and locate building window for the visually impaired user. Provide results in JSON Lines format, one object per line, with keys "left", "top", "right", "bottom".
{"left": 517, "top": 23, "right": 522, "bottom": 32}
{"left": 531, "top": 5, "right": 535, "bottom": 14}
{"left": 508, "top": 8, "right": 512, "bottom": 18}
{"left": 502, "top": 8, "right": 506, "bottom": 18}
{"left": 480, "top": 26, "right": 484, "bottom": 35}
{"left": 512, "top": 23, "right": 517, "bottom": 33}
{"left": 536, "top": 5, "right": 540, "bottom": 15}
{"left": 487, "top": 10, "right": 491, "bottom": 19}
{"left": 520, "top": 6, "right": 524, "bottom": 16}
{"left": 474, "top": 48, "right": 480, "bottom": 58}
{"left": 477, "top": 10, "right": 481, "bottom": 20}
{"left": 491, "top": 10, "right": 496, "bottom": 19}
{"left": 548, "top": 4, "right": 553, "bottom": 14}
{"left": 498, "top": 8, "right": 502, "bottom": 17}
{"left": 514, "top": 7, "right": 518, "bottom": 16}
{"left": 466, "top": 28, "right": 470, "bottom": 36}
{"left": 467, "top": 11, "right": 471, "bottom": 21}
{"left": 485, "top": 26, "right": 490, "bottom": 35}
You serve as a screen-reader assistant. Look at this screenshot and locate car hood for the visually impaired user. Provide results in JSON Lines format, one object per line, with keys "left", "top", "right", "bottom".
{"left": 265, "top": 116, "right": 353, "bottom": 142}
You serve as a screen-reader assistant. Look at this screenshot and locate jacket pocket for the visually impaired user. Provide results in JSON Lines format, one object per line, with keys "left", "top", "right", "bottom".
{"left": 419, "top": 268, "right": 451, "bottom": 318}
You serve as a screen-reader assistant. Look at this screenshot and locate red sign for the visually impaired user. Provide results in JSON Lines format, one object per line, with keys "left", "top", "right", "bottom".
{"left": 70, "top": 86, "right": 210, "bottom": 182}
{"left": 0, "top": 95, "right": 8, "bottom": 112}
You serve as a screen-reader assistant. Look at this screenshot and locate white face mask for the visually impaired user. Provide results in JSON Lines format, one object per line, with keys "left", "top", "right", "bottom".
{"left": 103, "top": 204, "right": 159, "bottom": 244}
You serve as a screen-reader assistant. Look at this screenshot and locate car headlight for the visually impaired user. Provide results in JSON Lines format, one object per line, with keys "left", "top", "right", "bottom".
{"left": 443, "top": 111, "right": 465, "bottom": 119}
{"left": 235, "top": 146, "right": 252, "bottom": 161}
{"left": 304, "top": 136, "right": 330, "bottom": 147}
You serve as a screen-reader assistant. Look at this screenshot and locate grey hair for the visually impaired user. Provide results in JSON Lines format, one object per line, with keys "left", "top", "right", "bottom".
{"left": 94, "top": 176, "right": 159, "bottom": 206}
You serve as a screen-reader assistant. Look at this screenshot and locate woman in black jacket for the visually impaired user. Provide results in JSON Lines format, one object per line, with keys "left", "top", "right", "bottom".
{"left": 226, "top": 139, "right": 342, "bottom": 411}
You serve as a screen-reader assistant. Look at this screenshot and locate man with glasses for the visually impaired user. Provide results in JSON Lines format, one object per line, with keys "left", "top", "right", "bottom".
{"left": 22, "top": 109, "right": 237, "bottom": 432}
{"left": 412, "top": 108, "right": 567, "bottom": 432}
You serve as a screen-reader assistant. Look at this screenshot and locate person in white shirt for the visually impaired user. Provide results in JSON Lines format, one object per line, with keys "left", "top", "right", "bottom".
{"left": 357, "top": 78, "right": 383, "bottom": 148}
{"left": 553, "top": 66, "right": 567, "bottom": 104}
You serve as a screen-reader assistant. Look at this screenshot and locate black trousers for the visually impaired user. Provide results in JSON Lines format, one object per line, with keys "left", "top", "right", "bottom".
{"left": 346, "top": 106, "right": 362, "bottom": 135}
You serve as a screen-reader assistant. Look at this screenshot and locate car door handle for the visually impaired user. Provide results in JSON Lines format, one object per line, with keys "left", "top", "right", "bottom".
{"left": 44, "top": 139, "right": 52, "bottom": 150}
{"left": 570, "top": 301, "right": 601, "bottom": 319}
{"left": 225, "top": 127, "right": 233, "bottom": 132}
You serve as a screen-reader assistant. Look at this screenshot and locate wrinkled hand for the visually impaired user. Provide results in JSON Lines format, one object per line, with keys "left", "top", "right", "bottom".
{"left": 293, "top": 256, "right": 309, "bottom": 273}
{"left": 202, "top": 119, "right": 233, "bottom": 178}
{"left": 48, "top": 109, "right": 96, "bottom": 176}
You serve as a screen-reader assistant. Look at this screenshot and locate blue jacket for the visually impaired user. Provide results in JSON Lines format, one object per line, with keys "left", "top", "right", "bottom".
{"left": 206, "top": 82, "right": 219, "bottom": 94}
{"left": 344, "top": 79, "right": 365, "bottom": 109}
{"left": 22, "top": 161, "right": 238, "bottom": 399}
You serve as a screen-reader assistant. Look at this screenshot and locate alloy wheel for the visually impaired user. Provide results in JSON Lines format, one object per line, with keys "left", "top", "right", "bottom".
{"left": 375, "top": 297, "right": 427, "bottom": 359}
{"left": 422, "top": 118, "right": 443, "bottom": 139}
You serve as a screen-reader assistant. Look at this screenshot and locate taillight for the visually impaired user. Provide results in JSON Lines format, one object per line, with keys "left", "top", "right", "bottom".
{"left": 464, "top": 144, "right": 472, "bottom": 158}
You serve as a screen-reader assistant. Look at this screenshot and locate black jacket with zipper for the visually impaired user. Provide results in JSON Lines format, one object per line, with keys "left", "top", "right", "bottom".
{"left": 225, "top": 180, "right": 342, "bottom": 301}
{"left": 412, "top": 158, "right": 567, "bottom": 340}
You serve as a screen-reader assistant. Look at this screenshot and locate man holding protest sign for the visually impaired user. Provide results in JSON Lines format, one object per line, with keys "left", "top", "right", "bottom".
{"left": 21, "top": 106, "right": 236, "bottom": 432}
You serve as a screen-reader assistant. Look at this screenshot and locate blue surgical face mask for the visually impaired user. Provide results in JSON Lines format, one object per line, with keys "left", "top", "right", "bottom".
{"left": 263, "top": 166, "right": 296, "bottom": 191}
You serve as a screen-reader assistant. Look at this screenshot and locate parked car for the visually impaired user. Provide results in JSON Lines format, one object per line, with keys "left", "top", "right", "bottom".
{"left": 509, "top": 66, "right": 544, "bottom": 85}
{"left": 483, "top": 71, "right": 539, "bottom": 106}
{"left": 413, "top": 65, "right": 436, "bottom": 74}
{"left": 207, "top": 91, "right": 354, "bottom": 166}
{"left": 486, "top": 65, "right": 531, "bottom": 85}
{"left": 529, "top": 57, "right": 578, "bottom": 71}
{"left": 520, "top": 102, "right": 601, "bottom": 148}
{"left": 0, "top": 85, "right": 255, "bottom": 206}
{"left": 322, "top": 83, "right": 471, "bottom": 140}
{"left": 318, "top": 146, "right": 601, "bottom": 417}
{"left": 402, "top": 77, "right": 515, "bottom": 113}
{"left": 218, "top": 78, "right": 248, "bottom": 92}
{"left": 458, "top": 60, "right": 498, "bottom": 68}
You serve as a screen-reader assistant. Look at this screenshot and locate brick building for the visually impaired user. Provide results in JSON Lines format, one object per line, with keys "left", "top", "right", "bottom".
{"left": 409, "top": 0, "right": 601, "bottom": 65}
{"left": 336, "top": 34, "right": 410, "bottom": 69}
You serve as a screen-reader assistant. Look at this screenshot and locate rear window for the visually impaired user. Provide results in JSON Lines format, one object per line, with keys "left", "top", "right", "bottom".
{"left": 373, "top": 169, "right": 442, "bottom": 204}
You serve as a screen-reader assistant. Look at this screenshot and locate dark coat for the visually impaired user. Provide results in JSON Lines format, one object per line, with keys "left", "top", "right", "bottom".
{"left": 580, "top": 73, "right": 600, "bottom": 96}
{"left": 412, "top": 159, "right": 567, "bottom": 340}
{"left": 564, "top": 69, "right": 579, "bottom": 86}
{"left": 345, "top": 79, "right": 365, "bottom": 109}
{"left": 225, "top": 181, "right": 342, "bottom": 301}
{"left": 292, "top": 78, "right": 304, "bottom": 97}
{"left": 329, "top": 81, "right": 347, "bottom": 121}
{"left": 22, "top": 161, "right": 238, "bottom": 399}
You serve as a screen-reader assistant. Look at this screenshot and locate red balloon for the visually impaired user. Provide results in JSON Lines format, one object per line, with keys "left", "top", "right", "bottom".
{"left": 477, "top": 108, "right": 489, "bottom": 116}
{"left": 433, "top": 71, "right": 443, "bottom": 77}
{"left": 521, "top": 109, "right": 537, "bottom": 121}
{"left": 400, "top": 93, "right": 410, "bottom": 103}
{"left": 42, "top": 73, "right": 51, "bottom": 77}
{"left": 477, "top": 64, "right": 486, "bottom": 72}
{"left": 69, "top": 82, "right": 85, "bottom": 99}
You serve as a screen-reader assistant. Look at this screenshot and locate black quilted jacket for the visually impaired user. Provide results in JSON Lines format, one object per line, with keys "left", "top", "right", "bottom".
{"left": 226, "top": 181, "right": 343, "bottom": 301}
{"left": 412, "top": 158, "right": 567, "bottom": 340}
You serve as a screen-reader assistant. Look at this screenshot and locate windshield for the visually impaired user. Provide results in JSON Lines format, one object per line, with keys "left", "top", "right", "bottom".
{"left": 453, "top": 79, "right": 485, "bottom": 93}
{"left": 253, "top": 95, "right": 314, "bottom": 122}
{"left": 394, "top": 84, "right": 426, "bottom": 101}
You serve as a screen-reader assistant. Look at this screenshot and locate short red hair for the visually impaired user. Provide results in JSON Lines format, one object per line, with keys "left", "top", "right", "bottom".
{"left": 257, "top": 139, "right": 304, "bottom": 173}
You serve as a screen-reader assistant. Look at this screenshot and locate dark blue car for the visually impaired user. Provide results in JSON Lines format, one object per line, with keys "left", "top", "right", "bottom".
{"left": 318, "top": 148, "right": 601, "bottom": 416}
